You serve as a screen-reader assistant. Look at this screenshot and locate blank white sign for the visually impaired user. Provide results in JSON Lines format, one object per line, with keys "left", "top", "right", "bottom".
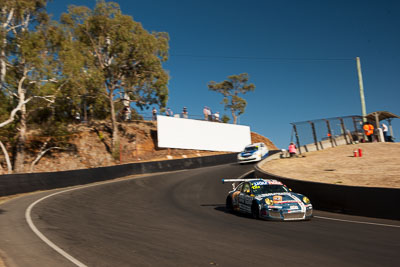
{"left": 157, "top": 115, "right": 251, "bottom": 152}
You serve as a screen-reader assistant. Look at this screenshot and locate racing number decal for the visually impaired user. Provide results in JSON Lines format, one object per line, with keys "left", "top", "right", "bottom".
{"left": 273, "top": 195, "right": 282, "bottom": 203}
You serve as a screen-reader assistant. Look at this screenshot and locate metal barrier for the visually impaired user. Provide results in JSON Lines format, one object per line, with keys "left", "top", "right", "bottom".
{"left": 291, "top": 115, "right": 364, "bottom": 154}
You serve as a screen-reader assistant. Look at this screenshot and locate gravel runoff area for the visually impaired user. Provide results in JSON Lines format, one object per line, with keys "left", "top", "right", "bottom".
{"left": 259, "top": 142, "right": 400, "bottom": 189}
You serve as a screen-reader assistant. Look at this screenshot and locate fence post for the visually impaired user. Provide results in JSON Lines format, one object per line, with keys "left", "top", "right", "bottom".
{"left": 309, "top": 121, "right": 319, "bottom": 151}
{"left": 325, "top": 120, "right": 334, "bottom": 148}
{"left": 292, "top": 124, "right": 302, "bottom": 155}
{"left": 352, "top": 116, "right": 361, "bottom": 142}
{"left": 339, "top": 118, "right": 349, "bottom": 144}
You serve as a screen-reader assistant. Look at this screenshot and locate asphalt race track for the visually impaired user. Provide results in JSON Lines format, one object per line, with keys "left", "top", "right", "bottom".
{"left": 1, "top": 163, "right": 400, "bottom": 267}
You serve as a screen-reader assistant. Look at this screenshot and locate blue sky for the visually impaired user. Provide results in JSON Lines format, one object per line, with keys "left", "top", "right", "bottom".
{"left": 47, "top": 0, "right": 400, "bottom": 149}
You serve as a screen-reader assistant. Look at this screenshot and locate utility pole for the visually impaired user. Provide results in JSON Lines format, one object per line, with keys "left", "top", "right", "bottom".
{"left": 356, "top": 57, "right": 367, "bottom": 122}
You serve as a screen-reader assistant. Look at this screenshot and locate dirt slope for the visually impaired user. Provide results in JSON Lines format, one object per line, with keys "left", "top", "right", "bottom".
{"left": 0, "top": 120, "right": 277, "bottom": 174}
{"left": 259, "top": 142, "right": 400, "bottom": 188}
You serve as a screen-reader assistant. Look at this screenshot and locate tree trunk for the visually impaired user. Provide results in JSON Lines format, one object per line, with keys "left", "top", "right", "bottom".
{"left": 231, "top": 109, "right": 237, "bottom": 124}
{"left": 109, "top": 92, "right": 119, "bottom": 159}
{"left": 14, "top": 104, "right": 27, "bottom": 173}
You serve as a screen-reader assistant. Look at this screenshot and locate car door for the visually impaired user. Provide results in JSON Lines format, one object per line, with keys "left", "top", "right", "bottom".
{"left": 238, "top": 183, "right": 253, "bottom": 213}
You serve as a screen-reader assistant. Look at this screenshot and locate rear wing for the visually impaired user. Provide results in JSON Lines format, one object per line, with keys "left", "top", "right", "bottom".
{"left": 221, "top": 178, "right": 264, "bottom": 184}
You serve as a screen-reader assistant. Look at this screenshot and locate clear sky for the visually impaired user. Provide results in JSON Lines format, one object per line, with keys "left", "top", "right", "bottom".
{"left": 47, "top": 0, "right": 400, "bottom": 149}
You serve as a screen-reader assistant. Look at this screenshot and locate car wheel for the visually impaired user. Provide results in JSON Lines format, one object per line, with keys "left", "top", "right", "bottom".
{"left": 251, "top": 203, "right": 260, "bottom": 219}
{"left": 226, "top": 196, "right": 233, "bottom": 212}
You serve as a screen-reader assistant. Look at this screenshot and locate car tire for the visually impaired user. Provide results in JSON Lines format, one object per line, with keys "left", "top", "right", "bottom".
{"left": 226, "top": 196, "right": 234, "bottom": 212}
{"left": 251, "top": 203, "right": 260, "bottom": 219}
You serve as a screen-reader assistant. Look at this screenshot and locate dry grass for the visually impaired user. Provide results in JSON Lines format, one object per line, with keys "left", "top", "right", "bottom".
{"left": 259, "top": 143, "right": 400, "bottom": 188}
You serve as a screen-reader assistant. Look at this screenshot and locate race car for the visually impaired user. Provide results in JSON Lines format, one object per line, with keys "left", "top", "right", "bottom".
{"left": 237, "top": 142, "right": 269, "bottom": 163}
{"left": 223, "top": 178, "right": 313, "bottom": 221}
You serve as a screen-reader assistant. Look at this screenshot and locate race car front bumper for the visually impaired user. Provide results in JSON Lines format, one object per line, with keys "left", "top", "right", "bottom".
{"left": 260, "top": 206, "right": 313, "bottom": 221}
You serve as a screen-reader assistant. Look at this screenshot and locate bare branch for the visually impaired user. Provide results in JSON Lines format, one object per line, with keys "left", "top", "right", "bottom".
{"left": 33, "top": 95, "right": 56, "bottom": 104}
{"left": 0, "top": 140, "right": 12, "bottom": 174}
{"left": 30, "top": 143, "right": 63, "bottom": 172}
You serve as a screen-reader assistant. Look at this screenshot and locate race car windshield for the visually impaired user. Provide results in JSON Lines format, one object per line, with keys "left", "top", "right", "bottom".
{"left": 244, "top": 146, "right": 258, "bottom": 152}
{"left": 252, "top": 184, "right": 289, "bottom": 195}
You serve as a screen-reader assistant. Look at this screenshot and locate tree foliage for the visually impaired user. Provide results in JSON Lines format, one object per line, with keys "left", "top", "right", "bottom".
{"left": 60, "top": 1, "right": 169, "bottom": 155}
{"left": 0, "top": 0, "right": 170, "bottom": 172}
{"left": 208, "top": 73, "right": 255, "bottom": 124}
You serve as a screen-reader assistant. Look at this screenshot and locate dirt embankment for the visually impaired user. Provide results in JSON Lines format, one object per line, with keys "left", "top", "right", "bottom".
{"left": 259, "top": 142, "right": 400, "bottom": 188}
{"left": 0, "top": 120, "right": 276, "bottom": 174}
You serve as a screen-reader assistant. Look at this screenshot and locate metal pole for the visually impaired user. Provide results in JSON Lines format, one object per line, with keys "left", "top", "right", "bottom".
{"left": 309, "top": 122, "right": 319, "bottom": 151}
{"left": 352, "top": 116, "right": 360, "bottom": 142}
{"left": 339, "top": 118, "right": 349, "bottom": 144}
{"left": 387, "top": 118, "right": 394, "bottom": 138}
{"left": 356, "top": 57, "right": 367, "bottom": 122}
{"left": 325, "top": 120, "right": 334, "bottom": 148}
{"left": 292, "top": 124, "right": 302, "bottom": 155}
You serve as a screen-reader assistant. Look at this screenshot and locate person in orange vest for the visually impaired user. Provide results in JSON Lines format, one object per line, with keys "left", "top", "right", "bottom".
{"left": 363, "top": 122, "right": 374, "bottom": 142}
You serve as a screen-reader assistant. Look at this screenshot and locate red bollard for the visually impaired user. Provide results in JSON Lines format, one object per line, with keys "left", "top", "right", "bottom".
{"left": 353, "top": 150, "right": 358, "bottom": 157}
{"left": 358, "top": 148, "right": 362, "bottom": 157}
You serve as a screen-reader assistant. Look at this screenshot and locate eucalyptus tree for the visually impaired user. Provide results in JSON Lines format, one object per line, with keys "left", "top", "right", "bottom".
{"left": 61, "top": 1, "right": 169, "bottom": 158}
{"left": 208, "top": 73, "right": 255, "bottom": 124}
{"left": 0, "top": 0, "right": 68, "bottom": 172}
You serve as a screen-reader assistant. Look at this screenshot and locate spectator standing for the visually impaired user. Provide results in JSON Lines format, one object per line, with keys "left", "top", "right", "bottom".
{"left": 203, "top": 106, "right": 208, "bottom": 120}
{"left": 288, "top": 142, "right": 297, "bottom": 157}
{"left": 166, "top": 107, "right": 173, "bottom": 117}
{"left": 363, "top": 122, "right": 374, "bottom": 142}
{"left": 182, "top": 107, "right": 188, "bottom": 118}
{"left": 75, "top": 112, "right": 81, "bottom": 123}
{"left": 207, "top": 107, "right": 212, "bottom": 121}
{"left": 381, "top": 122, "right": 388, "bottom": 141}
{"left": 214, "top": 111, "right": 220, "bottom": 122}
{"left": 126, "top": 107, "right": 131, "bottom": 121}
{"left": 152, "top": 107, "right": 157, "bottom": 121}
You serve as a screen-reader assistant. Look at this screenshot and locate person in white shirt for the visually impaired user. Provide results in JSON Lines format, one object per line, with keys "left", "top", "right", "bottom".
{"left": 382, "top": 123, "right": 388, "bottom": 141}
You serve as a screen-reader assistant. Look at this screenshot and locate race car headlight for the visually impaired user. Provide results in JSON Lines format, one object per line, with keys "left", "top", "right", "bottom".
{"left": 265, "top": 198, "right": 273, "bottom": 205}
{"left": 302, "top": 196, "right": 310, "bottom": 204}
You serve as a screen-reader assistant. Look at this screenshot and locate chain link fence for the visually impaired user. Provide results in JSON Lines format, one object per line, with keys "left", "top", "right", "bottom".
{"left": 291, "top": 115, "right": 364, "bottom": 154}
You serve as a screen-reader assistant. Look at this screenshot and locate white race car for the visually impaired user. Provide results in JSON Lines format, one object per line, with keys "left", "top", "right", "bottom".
{"left": 237, "top": 142, "right": 269, "bottom": 163}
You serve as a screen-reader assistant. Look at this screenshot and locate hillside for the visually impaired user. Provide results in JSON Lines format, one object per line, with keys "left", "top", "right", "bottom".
{"left": 0, "top": 120, "right": 277, "bottom": 174}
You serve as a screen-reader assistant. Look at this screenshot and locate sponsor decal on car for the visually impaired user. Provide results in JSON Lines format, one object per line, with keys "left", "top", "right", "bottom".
{"left": 273, "top": 195, "right": 283, "bottom": 203}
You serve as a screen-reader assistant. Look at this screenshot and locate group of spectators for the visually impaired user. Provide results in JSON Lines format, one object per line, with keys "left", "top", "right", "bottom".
{"left": 150, "top": 106, "right": 220, "bottom": 122}
{"left": 152, "top": 106, "right": 188, "bottom": 121}
{"left": 362, "top": 121, "right": 392, "bottom": 142}
{"left": 203, "top": 106, "right": 220, "bottom": 122}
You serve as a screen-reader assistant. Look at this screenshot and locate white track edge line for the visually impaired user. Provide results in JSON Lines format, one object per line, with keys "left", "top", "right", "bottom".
{"left": 25, "top": 187, "right": 89, "bottom": 267}
{"left": 24, "top": 168, "right": 252, "bottom": 266}
{"left": 23, "top": 170, "right": 190, "bottom": 267}
{"left": 314, "top": 215, "right": 400, "bottom": 228}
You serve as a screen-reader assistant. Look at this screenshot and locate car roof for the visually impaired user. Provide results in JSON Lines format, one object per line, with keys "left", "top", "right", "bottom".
{"left": 245, "top": 142, "right": 265, "bottom": 147}
{"left": 241, "top": 179, "right": 283, "bottom": 185}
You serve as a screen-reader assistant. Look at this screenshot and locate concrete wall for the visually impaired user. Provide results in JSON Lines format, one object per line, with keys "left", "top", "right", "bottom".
{"left": 254, "top": 160, "right": 400, "bottom": 220}
{"left": 299, "top": 136, "right": 348, "bottom": 153}
{"left": 0, "top": 153, "right": 237, "bottom": 197}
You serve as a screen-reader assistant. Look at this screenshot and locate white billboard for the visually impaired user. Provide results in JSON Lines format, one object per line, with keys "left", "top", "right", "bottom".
{"left": 157, "top": 115, "right": 251, "bottom": 152}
